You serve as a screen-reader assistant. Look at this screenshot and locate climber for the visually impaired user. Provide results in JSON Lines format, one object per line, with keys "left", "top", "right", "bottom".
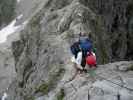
{"left": 70, "top": 41, "right": 83, "bottom": 71}
{"left": 70, "top": 32, "right": 97, "bottom": 74}
{"left": 78, "top": 32, "right": 93, "bottom": 70}
{"left": 79, "top": 32, "right": 97, "bottom": 69}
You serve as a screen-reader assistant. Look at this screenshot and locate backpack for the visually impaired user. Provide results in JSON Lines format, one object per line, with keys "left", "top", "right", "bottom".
{"left": 92, "top": 47, "right": 96, "bottom": 53}
{"left": 70, "top": 42, "right": 80, "bottom": 58}
{"left": 86, "top": 52, "right": 96, "bottom": 67}
{"left": 79, "top": 38, "right": 92, "bottom": 54}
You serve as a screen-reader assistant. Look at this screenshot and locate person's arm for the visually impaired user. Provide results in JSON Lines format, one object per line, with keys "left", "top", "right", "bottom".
{"left": 75, "top": 52, "right": 82, "bottom": 64}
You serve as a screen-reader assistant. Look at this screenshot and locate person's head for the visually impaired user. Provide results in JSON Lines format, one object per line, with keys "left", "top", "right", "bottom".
{"left": 79, "top": 32, "right": 86, "bottom": 36}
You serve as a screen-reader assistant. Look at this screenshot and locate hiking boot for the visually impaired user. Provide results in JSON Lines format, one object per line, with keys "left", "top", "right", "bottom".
{"left": 82, "top": 69, "right": 87, "bottom": 73}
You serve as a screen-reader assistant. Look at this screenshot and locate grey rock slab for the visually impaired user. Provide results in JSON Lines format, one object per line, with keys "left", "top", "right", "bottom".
{"left": 92, "top": 80, "right": 120, "bottom": 95}
{"left": 119, "top": 89, "right": 133, "bottom": 100}
{"left": 35, "top": 96, "right": 47, "bottom": 100}
{"left": 123, "top": 78, "right": 133, "bottom": 90}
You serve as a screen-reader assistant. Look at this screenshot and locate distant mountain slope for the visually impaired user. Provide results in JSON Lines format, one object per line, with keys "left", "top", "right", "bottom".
{"left": 0, "top": 0, "right": 16, "bottom": 28}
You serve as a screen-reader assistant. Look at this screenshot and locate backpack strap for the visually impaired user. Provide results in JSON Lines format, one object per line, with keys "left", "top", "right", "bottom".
{"left": 87, "top": 51, "right": 93, "bottom": 56}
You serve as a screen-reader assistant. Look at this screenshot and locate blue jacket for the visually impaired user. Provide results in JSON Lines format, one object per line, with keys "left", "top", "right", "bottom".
{"left": 79, "top": 37, "right": 92, "bottom": 56}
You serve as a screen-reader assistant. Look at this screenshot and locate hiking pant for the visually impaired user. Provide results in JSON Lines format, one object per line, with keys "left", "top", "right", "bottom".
{"left": 81, "top": 55, "right": 86, "bottom": 68}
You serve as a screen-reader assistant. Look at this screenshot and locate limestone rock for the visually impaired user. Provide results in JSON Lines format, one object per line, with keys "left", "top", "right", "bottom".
{"left": 5, "top": 0, "right": 133, "bottom": 100}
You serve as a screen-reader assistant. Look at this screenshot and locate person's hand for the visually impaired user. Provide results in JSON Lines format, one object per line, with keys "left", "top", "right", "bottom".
{"left": 71, "top": 56, "right": 75, "bottom": 62}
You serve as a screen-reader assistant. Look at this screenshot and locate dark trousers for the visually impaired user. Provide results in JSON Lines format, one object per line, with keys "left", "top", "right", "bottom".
{"left": 81, "top": 50, "right": 88, "bottom": 68}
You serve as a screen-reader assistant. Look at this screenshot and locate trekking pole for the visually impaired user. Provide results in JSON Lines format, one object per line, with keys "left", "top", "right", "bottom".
{"left": 88, "top": 90, "right": 90, "bottom": 100}
{"left": 117, "top": 91, "right": 121, "bottom": 100}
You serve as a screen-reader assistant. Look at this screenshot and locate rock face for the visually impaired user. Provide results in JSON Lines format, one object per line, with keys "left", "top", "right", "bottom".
{"left": 87, "top": 0, "right": 133, "bottom": 62}
{"left": 15, "top": 0, "right": 46, "bottom": 25}
{"left": 0, "top": 44, "right": 16, "bottom": 94}
{"left": 7, "top": 0, "right": 133, "bottom": 100}
{"left": 62, "top": 61, "right": 133, "bottom": 100}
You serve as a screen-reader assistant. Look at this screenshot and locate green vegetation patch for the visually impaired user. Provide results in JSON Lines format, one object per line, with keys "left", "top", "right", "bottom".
{"left": 24, "top": 95, "right": 35, "bottom": 100}
{"left": 56, "top": 89, "right": 65, "bottom": 100}
{"left": 127, "top": 64, "right": 133, "bottom": 71}
{"left": 93, "top": 16, "right": 110, "bottom": 64}
{"left": 0, "top": 0, "right": 16, "bottom": 26}
{"left": 35, "top": 82, "right": 50, "bottom": 94}
{"left": 35, "top": 67, "right": 65, "bottom": 95}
